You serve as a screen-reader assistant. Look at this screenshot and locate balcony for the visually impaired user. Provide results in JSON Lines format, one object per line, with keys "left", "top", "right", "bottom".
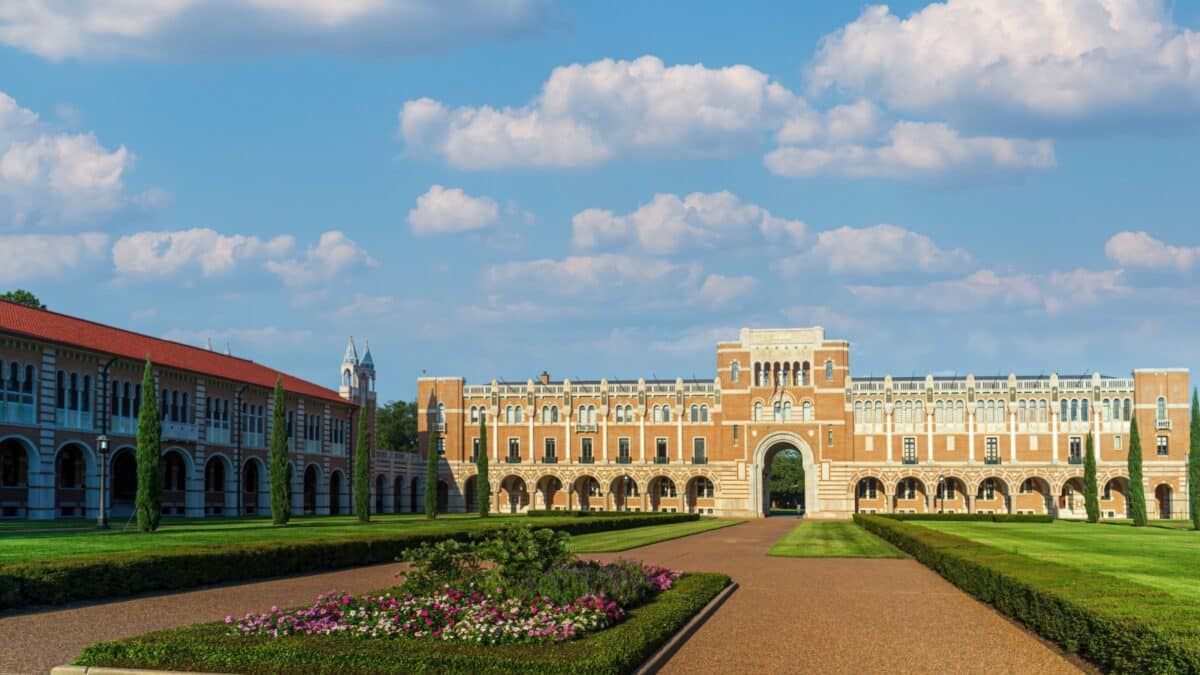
{"left": 206, "top": 425, "right": 231, "bottom": 445}
{"left": 654, "top": 456, "right": 669, "bottom": 465}
{"left": 112, "top": 416, "right": 137, "bottom": 436}
{"left": 902, "top": 456, "right": 919, "bottom": 465}
{"left": 0, "top": 402, "right": 35, "bottom": 426}
{"left": 55, "top": 409, "right": 94, "bottom": 432}
{"left": 541, "top": 456, "right": 558, "bottom": 464}
{"left": 434, "top": 421, "right": 446, "bottom": 432}
{"left": 1156, "top": 419, "right": 1172, "bottom": 431}
{"left": 616, "top": 456, "right": 632, "bottom": 464}
{"left": 984, "top": 456, "right": 1002, "bottom": 465}
{"left": 579, "top": 455, "right": 595, "bottom": 464}
{"left": 575, "top": 423, "right": 598, "bottom": 433}
{"left": 505, "top": 455, "right": 521, "bottom": 464}
{"left": 1068, "top": 455, "right": 1083, "bottom": 465}
{"left": 162, "top": 421, "right": 197, "bottom": 442}
{"left": 692, "top": 456, "right": 708, "bottom": 465}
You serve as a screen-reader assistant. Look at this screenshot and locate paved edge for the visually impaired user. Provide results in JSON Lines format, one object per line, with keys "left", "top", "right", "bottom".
{"left": 632, "top": 581, "right": 739, "bottom": 675}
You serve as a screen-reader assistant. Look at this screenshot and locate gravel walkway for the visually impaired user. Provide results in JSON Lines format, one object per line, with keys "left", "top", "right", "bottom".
{"left": 1, "top": 519, "right": 1082, "bottom": 674}
{"left": 591, "top": 518, "right": 1083, "bottom": 674}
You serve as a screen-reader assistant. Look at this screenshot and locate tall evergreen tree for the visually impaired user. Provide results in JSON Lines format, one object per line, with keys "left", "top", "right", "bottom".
{"left": 355, "top": 407, "right": 370, "bottom": 523}
{"left": 1189, "top": 388, "right": 1199, "bottom": 530}
{"left": 269, "top": 377, "right": 290, "bottom": 525}
{"left": 1083, "top": 432, "right": 1100, "bottom": 523}
{"left": 424, "top": 432, "right": 439, "bottom": 519}
{"left": 476, "top": 418, "right": 490, "bottom": 517}
{"left": 1128, "top": 416, "right": 1148, "bottom": 526}
{"left": 135, "top": 358, "right": 162, "bottom": 532}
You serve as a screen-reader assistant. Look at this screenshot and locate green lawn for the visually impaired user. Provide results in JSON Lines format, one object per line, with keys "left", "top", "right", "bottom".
{"left": 569, "top": 518, "right": 743, "bottom": 552}
{"left": 917, "top": 520, "right": 1200, "bottom": 602}
{"left": 767, "top": 521, "right": 903, "bottom": 558}
{"left": 0, "top": 513, "right": 623, "bottom": 565}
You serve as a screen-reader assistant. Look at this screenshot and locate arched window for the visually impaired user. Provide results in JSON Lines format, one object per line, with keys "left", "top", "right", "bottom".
{"left": 551, "top": 406, "right": 558, "bottom": 423}
{"left": 825, "top": 360, "right": 834, "bottom": 382}
{"left": 690, "top": 405, "right": 698, "bottom": 422}
{"left": 588, "top": 405, "right": 597, "bottom": 424}
{"left": 663, "top": 406, "right": 671, "bottom": 422}
{"left": 615, "top": 406, "right": 624, "bottom": 423}
{"left": 342, "top": 369, "right": 351, "bottom": 387}
{"left": 580, "top": 405, "right": 588, "bottom": 423}
{"left": 782, "top": 401, "right": 792, "bottom": 421}
{"left": 437, "top": 403, "right": 445, "bottom": 424}
{"left": 1156, "top": 396, "right": 1167, "bottom": 422}
{"left": 854, "top": 401, "right": 863, "bottom": 426}
{"left": 773, "top": 401, "right": 782, "bottom": 421}
{"left": 653, "top": 405, "right": 661, "bottom": 423}
{"left": 700, "top": 405, "right": 709, "bottom": 422}
{"left": 753, "top": 402, "right": 762, "bottom": 422}
{"left": 624, "top": 405, "right": 632, "bottom": 421}
{"left": 802, "top": 401, "right": 813, "bottom": 422}
{"left": 1123, "top": 398, "right": 1132, "bottom": 421}
{"left": 515, "top": 406, "right": 523, "bottom": 423}
{"left": 470, "top": 406, "right": 478, "bottom": 423}
{"left": 1060, "top": 399, "right": 1068, "bottom": 421}
{"left": 915, "top": 400, "right": 924, "bottom": 427}
{"left": 878, "top": 401, "right": 886, "bottom": 426}
{"left": 730, "top": 361, "right": 740, "bottom": 383}
{"left": 505, "top": 405, "right": 513, "bottom": 424}
{"left": 1111, "top": 397, "right": 1120, "bottom": 421}
{"left": 1080, "top": 399, "right": 1088, "bottom": 422}
{"left": 1070, "top": 399, "right": 1078, "bottom": 422}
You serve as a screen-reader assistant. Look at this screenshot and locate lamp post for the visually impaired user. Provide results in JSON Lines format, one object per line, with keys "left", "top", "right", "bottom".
{"left": 96, "top": 434, "right": 110, "bottom": 529}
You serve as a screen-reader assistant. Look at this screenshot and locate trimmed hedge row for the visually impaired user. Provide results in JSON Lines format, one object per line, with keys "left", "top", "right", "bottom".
{"left": 855, "top": 515, "right": 1200, "bottom": 673}
{"left": 75, "top": 572, "right": 732, "bottom": 674}
{"left": 526, "top": 510, "right": 679, "bottom": 518}
{"left": 0, "top": 513, "right": 698, "bottom": 611}
{"left": 879, "top": 513, "right": 1053, "bottom": 523}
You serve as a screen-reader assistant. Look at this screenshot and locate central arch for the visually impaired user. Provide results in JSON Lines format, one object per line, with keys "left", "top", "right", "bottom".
{"left": 751, "top": 432, "right": 817, "bottom": 517}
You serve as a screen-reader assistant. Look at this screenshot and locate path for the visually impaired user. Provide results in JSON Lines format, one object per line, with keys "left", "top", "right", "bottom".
{"left": 0, "top": 562, "right": 400, "bottom": 674}
{"left": 592, "top": 518, "right": 1082, "bottom": 674}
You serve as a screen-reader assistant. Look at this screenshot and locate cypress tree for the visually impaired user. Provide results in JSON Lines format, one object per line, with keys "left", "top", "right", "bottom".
{"left": 1128, "top": 416, "right": 1148, "bottom": 526}
{"left": 135, "top": 357, "right": 162, "bottom": 532}
{"left": 1083, "top": 432, "right": 1099, "bottom": 523}
{"left": 476, "top": 418, "right": 490, "bottom": 517}
{"left": 355, "top": 406, "right": 370, "bottom": 523}
{"left": 424, "top": 432, "right": 439, "bottom": 519}
{"left": 1189, "top": 388, "right": 1199, "bottom": 530}
{"left": 269, "top": 377, "right": 289, "bottom": 525}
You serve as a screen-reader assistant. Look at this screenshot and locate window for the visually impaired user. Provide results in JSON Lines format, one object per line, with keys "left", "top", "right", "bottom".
{"left": 655, "top": 438, "right": 668, "bottom": 461}
{"left": 436, "top": 403, "right": 445, "bottom": 424}
{"left": 436, "top": 437, "right": 445, "bottom": 455}
{"left": 1123, "top": 398, "right": 1132, "bottom": 421}
{"left": 1061, "top": 399, "right": 1068, "bottom": 421}
{"left": 470, "top": 406, "right": 479, "bottom": 423}
{"left": 857, "top": 479, "right": 878, "bottom": 499}
{"left": 471, "top": 437, "right": 480, "bottom": 462}
{"left": 618, "top": 437, "right": 631, "bottom": 461}
{"left": 652, "top": 405, "right": 661, "bottom": 423}
{"left": 700, "top": 405, "right": 709, "bottom": 422}
{"left": 544, "top": 437, "right": 556, "bottom": 461}
{"left": 1115, "top": 435, "right": 1123, "bottom": 451}
{"left": 690, "top": 405, "right": 698, "bottom": 422}
{"left": 898, "top": 478, "right": 917, "bottom": 500}
{"left": 902, "top": 437, "right": 916, "bottom": 463}
{"left": 662, "top": 406, "right": 671, "bottom": 423}
{"left": 979, "top": 479, "right": 996, "bottom": 500}
{"left": 1157, "top": 435, "right": 1169, "bottom": 456}
{"left": 1080, "top": 398, "right": 1088, "bottom": 422}
{"left": 782, "top": 401, "right": 792, "bottom": 421}
{"left": 985, "top": 437, "right": 999, "bottom": 463}
{"left": 1156, "top": 396, "right": 1167, "bottom": 422}
{"left": 540, "top": 405, "right": 549, "bottom": 423}
{"left": 505, "top": 405, "right": 513, "bottom": 424}
{"left": 507, "top": 438, "right": 520, "bottom": 461}
{"left": 936, "top": 479, "right": 956, "bottom": 500}
{"left": 1019, "top": 479, "right": 1034, "bottom": 494}
{"left": 753, "top": 402, "right": 762, "bottom": 422}
{"left": 824, "top": 359, "right": 834, "bottom": 382}
{"left": 692, "top": 437, "right": 706, "bottom": 462}
{"left": 693, "top": 476, "right": 714, "bottom": 498}
{"left": 580, "top": 438, "right": 593, "bottom": 461}
{"left": 730, "top": 361, "right": 740, "bottom": 383}
{"left": 1069, "top": 436, "right": 1082, "bottom": 463}
{"left": 827, "top": 429, "right": 833, "bottom": 447}
{"left": 515, "top": 406, "right": 523, "bottom": 423}
{"left": 773, "top": 401, "right": 781, "bottom": 421}
{"left": 615, "top": 406, "right": 624, "bottom": 423}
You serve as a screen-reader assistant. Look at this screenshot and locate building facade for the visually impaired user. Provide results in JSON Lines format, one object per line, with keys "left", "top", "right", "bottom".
{"left": 418, "top": 327, "right": 1192, "bottom": 520}
{"left": 0, "top": 299, "right": 410, "bottom": 521}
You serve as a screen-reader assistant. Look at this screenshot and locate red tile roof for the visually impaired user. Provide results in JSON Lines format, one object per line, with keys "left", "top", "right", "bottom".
{"left": 0, "top": 299, "right": 347, "bottom": 405}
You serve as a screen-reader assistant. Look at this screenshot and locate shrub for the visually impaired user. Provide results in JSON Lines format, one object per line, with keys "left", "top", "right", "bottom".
{"left": 878, "top": 513, "right": 1052, "bottom": 524}
{"left": 526, "top": 510, "right": 671, "bottom": 518}
{"left": 506, "top": 559, "right": 660, "bottom": 608}
{"left": 0, "top": 513, "right": 699, "bottom": 611}
{"left": 269, "top": 378, "right": 290, "bottom": 525}
{"left": 480, "top": 527, "right": 573, "bottom": 587}
{"left": 855, "top": 515, "right": 1200, "bottom": 673}
{"left": 135, "top": 358, "right": 162, "bottom": 533}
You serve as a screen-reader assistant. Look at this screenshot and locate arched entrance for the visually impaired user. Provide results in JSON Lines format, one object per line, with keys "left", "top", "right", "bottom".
{"left": 329, "top": 470, "right": 344, "bottom": 515}
{"left": 374, "top": 475, "right": 386, "bottom": 514}
{"left": 574, "top": 475, "right": 601, "bottom": 512}
{"left": 437, "top": 480, "right": 450, "bottom": 513}
{"left": 499, "top": 475, "right": 528, "bottom": 513}
{"left": 303, "top": 465, "right": 319, "bottom": 515}
{"left": 393, "top": 475, "right": 404, "bottom": 513}
{"left": 933, "top": 476, "right": 969, "bottom": 513}
{"left": 751, "top": 434, "right": 817, "bottom": 517}
{"left": 685, "top": 475, "right": 715, "bottom": 514}
{"left": 55, "top": 443, "right": 89, "bottom": 518}
{"left": 853, "top": 477, "right": 886, "bottom": 513}
{"left": 648, "top": 476, "right": 678, "bottom": 512}
{"left": 243, "top": 458, "right": 266, "bottom": 515}
{"left": 608, "top": 475, "right": 639, "bottom": 511}
{"left": 0, "top": 437, "right": 34, "bottom": 519}
{"left": 1016, "top": 477, "right": 1052, "bottom": 514}
{"left": 1155, "top": 484, "right": 1173, "bottom": 519}
{"left": 1101, "top": 477, "right": 1129, "bottom": 518}
{"left": 110, "top": 448, "right": 138, "bottom": 518}
{"left": 204, "top": 455, "right": 231, "bottom": 516}
{"left": 1060, "top": 477, "right": 1086, "bottom": 518}
{"left": 162, "top": 450, "right": 188, "bottom": 517}
{"left": 463, "top": 475, "right": 478, "bottom": 513}
{"left": 410, "top": 476, "right": 420, "bottom": 513}
{"left": 535, "top": 475, "right": 562, "bottom": 510}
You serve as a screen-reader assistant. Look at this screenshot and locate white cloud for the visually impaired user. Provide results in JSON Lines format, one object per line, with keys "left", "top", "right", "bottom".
{"left": 765, "top": 121, "right": 1055, "bottom": 180}
{"left": 692, "top": 274, "right": 757, "bottom": 307}
{"left": 1105, "top": 230, "right": 1199, "bottom": 272}
{"left": 0, "top": 0, "right": 561, "bottom": 61}
{"left": 408, "top": 185, "right": 500, "bottom": 236}
{"left": 808, "top": 0, "right": 1200, "bottom": 125}
{"left": 0, "top": 232, "right": 107, "bottom": 283}
{"left": 848, "top": 268, "right": 1128, "bottom": 314}
{"left": 797, "top": 224, "right": 972, "bottom": 275}
{"left": 572, "top": 191, "right": 807, "bottom": 254}
{"left": 780, "top": 304, "right": 862, "bottom": 334}
{"left": 164, "top": 326, "right": 313, "bottom": 350}
{"left": 486, "top": 254, "right": 698, "bottom": 298}
{"left": 264, "top": 230, "right": 375, "bottom": 288}
{"left": 1, "top": 91, "right": 157, "bottom": 227}
{"left": 112, "top": 228, "right": 294, "bottom": 278}
{"left": 399, "top": 55, "right": 805, "bottom": 169}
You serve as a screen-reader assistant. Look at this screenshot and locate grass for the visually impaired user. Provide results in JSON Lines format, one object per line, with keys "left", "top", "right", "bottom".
{"left": 74, "top": 572, "right": 732, "bottom": 675}
{"left": 0, "top": 513, "right": 585, "bottom": 565}
{"left": 569, "top": 518, "right": 743, "bottom": 552}
{"left": 767, "top": 521, "right": 903, "bottom": 558}
{"left": 916, "top": 519, "right": 1200, "bottom": 603}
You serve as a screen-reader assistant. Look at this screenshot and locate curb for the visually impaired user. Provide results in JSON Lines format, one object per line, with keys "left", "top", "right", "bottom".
{"left": 633, "top": 580, "right": 739, "bottom": 675}
{"left": 51, "top": 667, "right": 227, "bottom": 675}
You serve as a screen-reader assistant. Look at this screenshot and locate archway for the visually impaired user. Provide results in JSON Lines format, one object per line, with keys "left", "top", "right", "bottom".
{"left": 975, "top": 477, "right": 1010, "bottom": 514}
{"left": 751, "top": 434, "right": 816, "bottom": 517}
{"left": 437, "top": 480, "right": 450, "bottom": 513}
{"left": 893, "top": 476, "right": 928, "bottom": 513}
{"left": 1102, "top": 477, "right": 1130, "bottom": 519}
{"left": 853, "top": 477, "right": 886, "bottom": 513}
{"left": 374, "top": 475, "right": 386, "bottom": 515}
{"left": 110, "top": 448, "right": 138, "bottom": 518}
{"left": 648, "top": 476, "right": 678, "bottom": 512}
{"left": 393, "top": 475, "right": 404, "bottom": 513}
{"left": 1060, "top": 477, "right": 1086, "bottom": 518}
{"left": 55, "top": 443, "right": 89, "bottom": 518}
{"left": 573, "top": 475, "right": 601, "bottom": 512}
{"left": 242, "top": 458, "right": 266, "bottom": 515}
{"left": 463, "top": 475, "right": 478, "bottom": 513}
{"left": 204, "top": 455, "right": 232, "bottom": 516}
{"left": 162, "top": 450, "right": 188, "bottom": 517}
{"left": 1155, "top": 484, "right": 1173, "bottom": 519}
{"left": 1, "top": 437, "right": 34, "bottom": 519}
{"left": 685, "top": 475, "right": 715, "bottom": 514}
{"left": 329, "top": 470, "right": 344, "bottom": 516}
{"left": 608, "top": 475, "right": 639, "bottom": 512}
{"left": 410, "top": 476, "right": 419, "bottom": 513}
{"left": 535, "top": 475, "right": 562, "bottom": 510}
{"left": 1015, "top": 477, "right": 1052, "bottom": 514}
{"left": 499, "top": 475, "right": 528, "bottom": 513}
{"left": 933, "top": 476, "right": 969, "bottom": 513}
{"left": 303, "top": 465, "right": 319, "bottom": 515}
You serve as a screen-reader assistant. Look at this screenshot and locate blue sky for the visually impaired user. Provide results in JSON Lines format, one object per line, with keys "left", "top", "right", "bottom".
{"left": 1, "top": 0, "right": 1198, "bottom": 402}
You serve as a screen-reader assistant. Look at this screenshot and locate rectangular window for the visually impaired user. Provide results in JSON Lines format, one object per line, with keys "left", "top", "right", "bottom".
{"left": 581, "top": 438, "right": 593, "bottom": 461}
{"left": 472, "top": 437, "right": 480, "bottom": 462}
{"left": 544, "top": 437, "right": 556, "bottom": 461}
{"left": 827, "top": 429, "right": 834, "bottom": 447}
{"left": 1069, "top": 436, "right": 1082, "bottom": 463}
{"left": 507, "top": 437, "right": 520, "bottom": 461}
{"left": 985, "top": 437, "right": 999, "bottom": 463}
{"left": 1157, "top": 436, "right": 1169, "bottom": 456}
{"left": 436, "top": 437, "right": 445, "bottom": 455}
{"left": 902, "top": 437, "right": 916, "bottom": 463}
{"left": 692, "top": 437, "right": 706, "bottom": 463}
{"left": 733, "top": 425, "right": 739, "bottom": 441}
{"left": 655, "top": 438, "right": 668, "bottom": 462}
{"left": 617, "top": 437, "right": 630, "bottom": 460}
{"left": 1114, "top": 435, "right": 1123, "bottom": 451}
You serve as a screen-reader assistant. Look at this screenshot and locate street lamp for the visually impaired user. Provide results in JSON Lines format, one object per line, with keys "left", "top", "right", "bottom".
{"left": 96, "top": 434, "right": 110, "bottom": 529}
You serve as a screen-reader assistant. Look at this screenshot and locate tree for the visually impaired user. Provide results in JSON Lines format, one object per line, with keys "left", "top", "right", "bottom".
{"left": 376, "top": 400, "right": 417, "bottom": 452}
{"left": 1189, "top": 388, "right": 1199, "bottom": 530}
{"left": 135, "top": 358, "right": 162, "bottom": 532}
{"left": 476, "top": 418, "right": 490, "bottom": 518}
{"left": 1128, "top": 416, "right": 1148, "bottom": 526}
{"left": 355, "top": 406, "right": 370, "bottom": 523}
{"left": 269, "top": 377, "right": 290, "bottom": 526}
{"left": 1083, "top": 432, "right": 1100, "bottom": 523}
{"left": 424, "top": 432, "right": 439, "bottom": 519}
{"left": 1, "top": 289, "right": 45, "bottom": 309}
{"left": 769, "top": 449, "right": 805, "bottom": 510}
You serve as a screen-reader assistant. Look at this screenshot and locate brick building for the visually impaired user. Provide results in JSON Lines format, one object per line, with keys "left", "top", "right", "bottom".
{"left": 418, "top": 327, "right": 1192, "bottom": 520}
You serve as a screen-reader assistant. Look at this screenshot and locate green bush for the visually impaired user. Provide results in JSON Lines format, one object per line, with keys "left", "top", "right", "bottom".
{"left": 75, "top": 572, "right": 731, "bottom": 674}
{"left": 0, "top": 513, "right": 699, "bottom": 611}
{"left": 526, "top": 510, "right": 675, "bottom": 518}
{"left": 855, "top": 515, "right": 1200, "bottom": 673}
{"left": 878, "top": 513, "right": 1052, "bottom": 523}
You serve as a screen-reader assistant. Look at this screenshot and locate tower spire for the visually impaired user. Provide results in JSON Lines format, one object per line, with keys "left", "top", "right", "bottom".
{"left": 342, "top": 336, "right": 359, "bottom": 366}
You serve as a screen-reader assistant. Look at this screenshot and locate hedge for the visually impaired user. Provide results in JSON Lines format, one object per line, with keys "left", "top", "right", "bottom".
{"left": 0, "top": 513, "right": 698, "bottom": 612}
{"left": 855, "top": 515, "right": 1200, "bottom": 673}
{"left": 75, "top": 572, "right": 732, "bottom": 674}
{"left": 526, "top": 509, "right": 687, "bottom": 518}
{"left": 879, "top": 513, "right": 1053, "bottom": 523}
